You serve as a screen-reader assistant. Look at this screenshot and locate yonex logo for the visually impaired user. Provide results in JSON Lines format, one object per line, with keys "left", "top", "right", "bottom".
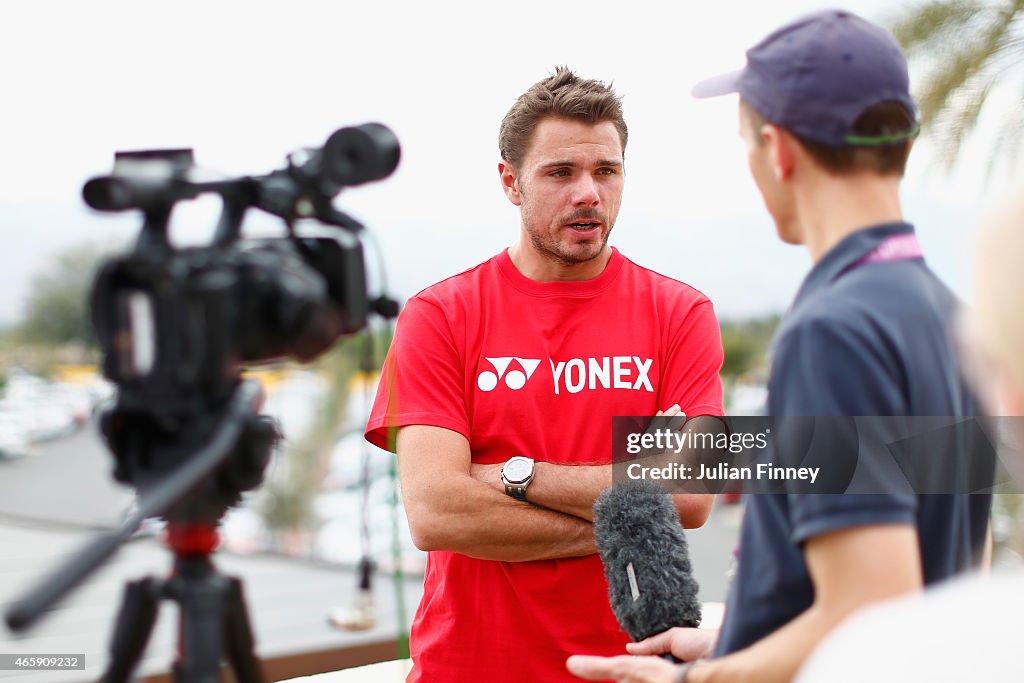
{"left": 477, "top": 357, "right": 542, "bottom": 392}
{"left": 550, "top": 356, "right": 653, "bottom": 395}
{"left": 476, "top": 355, "right": 655, "bottom": 395}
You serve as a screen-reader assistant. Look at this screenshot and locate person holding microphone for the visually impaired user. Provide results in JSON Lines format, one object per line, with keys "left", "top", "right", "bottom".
{"left": 568, "top": 9, "right": 991, "bottom": 682}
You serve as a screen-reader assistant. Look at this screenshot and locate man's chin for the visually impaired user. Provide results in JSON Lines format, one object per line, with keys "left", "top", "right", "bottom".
{"left": 559, "top": 242, "right": 607, "bottom": 265}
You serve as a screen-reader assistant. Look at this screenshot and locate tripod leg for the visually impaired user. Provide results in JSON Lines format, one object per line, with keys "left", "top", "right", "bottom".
{"left": 102, "top": 578, "right": 161, "bottom": 683}
{"left": 221, "top": 577, "right": 264, "bottom": 683}
{"left": 173, "top": 564, "right": 226, "bottom": 683}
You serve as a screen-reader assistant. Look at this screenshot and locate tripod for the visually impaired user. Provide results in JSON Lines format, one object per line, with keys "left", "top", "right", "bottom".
{"left": 103, "top": 523, "right": 262, "bottom": 683}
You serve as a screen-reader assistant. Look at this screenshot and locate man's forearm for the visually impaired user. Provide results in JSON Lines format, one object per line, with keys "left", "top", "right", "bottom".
{"left": 688, "top": 603, "right": 844, "bottom": 683}
{"left": 691, "top": 525, "right": 924, "bottom": 683}
{"left": 530, "top": 462, "right": 611, "bottom": 520}
{"left": 474, "top": 461, "right": 713, "bottom": 527}
{"left": 405, "top": 473, "right": 597, "bottom": 562}
{"left": 398, "top": 425, "right": 598, "bottom": 562}
{"left": 514, "top": 414, "right": 723, "bottom": 525}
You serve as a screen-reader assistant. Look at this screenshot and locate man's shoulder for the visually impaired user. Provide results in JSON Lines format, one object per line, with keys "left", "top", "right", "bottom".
{"left": 778, "top": 261, "right": 958, "bottom": 356}
{"left": 769, "top": 301, "right": 893, "bottom": 406}
{"left": 408, "top": 253, "right": 502, "bottom": 306}
{"left": 617, "top": 253, "right": 713, "bottom": 306}
{"left": 814, "top": 258, "right": 957, "bottom": 324}
{"left": 774, "top": 300, "right": 864, "bottom": 354}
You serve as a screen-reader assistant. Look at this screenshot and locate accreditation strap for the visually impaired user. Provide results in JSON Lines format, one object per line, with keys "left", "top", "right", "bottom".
{"left": 842, "top": 233, "right": 923, "bottom": 276}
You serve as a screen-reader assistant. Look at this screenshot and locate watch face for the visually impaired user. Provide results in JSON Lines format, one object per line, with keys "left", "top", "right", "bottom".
{"left": 504, "top": 458, "right": 532, "bottom": 483}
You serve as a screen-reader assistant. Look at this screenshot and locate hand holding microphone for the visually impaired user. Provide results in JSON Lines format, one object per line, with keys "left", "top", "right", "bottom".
{"left": 593, "top": 480, "right": 702, "bottom": 661}
{"left": 569, "top": 481, "right": 710, "bottom": 681}
{"left": 625, "top": 626, "right": 717, "bottom": 662}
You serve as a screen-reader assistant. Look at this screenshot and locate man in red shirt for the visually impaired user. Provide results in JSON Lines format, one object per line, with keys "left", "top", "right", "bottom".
{"left": 365, "top": 66, "right": 724, "bottom": 681}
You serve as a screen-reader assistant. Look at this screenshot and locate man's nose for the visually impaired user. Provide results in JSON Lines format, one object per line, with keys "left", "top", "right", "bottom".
{"left": 571, "top": 175, "right": 600, "bottom": 207}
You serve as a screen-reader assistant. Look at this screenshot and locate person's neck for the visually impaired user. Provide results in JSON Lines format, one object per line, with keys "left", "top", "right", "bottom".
{"left": 795, "top": 173, "right": 904, "bottom": 263}
{"left": 508, "top": 240, "right": 613, "bottom": 282}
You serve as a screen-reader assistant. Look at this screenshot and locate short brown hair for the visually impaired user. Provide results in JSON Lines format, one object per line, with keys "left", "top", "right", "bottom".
{"left": 499, "top": 66, "right": 628, "bottom": 168}
{"left": 741, "top": 98, "right": 914, "bottom": 176}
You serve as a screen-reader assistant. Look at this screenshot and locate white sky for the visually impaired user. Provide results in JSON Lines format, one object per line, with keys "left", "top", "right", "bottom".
{"left": 0, "top": 0, "right": 1018, "bottom": 324}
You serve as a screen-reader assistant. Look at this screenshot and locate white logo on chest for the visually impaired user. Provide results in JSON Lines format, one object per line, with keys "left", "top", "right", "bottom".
{"left": 476, "top": 357, "right": 542, "bottom": 392}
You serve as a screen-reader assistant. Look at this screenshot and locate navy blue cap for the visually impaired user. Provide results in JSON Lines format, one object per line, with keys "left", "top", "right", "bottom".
{"left": 693, "top": 9, "right": 919, "bottom": 147}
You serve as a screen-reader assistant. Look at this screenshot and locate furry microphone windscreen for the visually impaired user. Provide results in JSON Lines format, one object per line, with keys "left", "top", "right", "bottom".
{"left": 593, "top": 481, "right": 702, "bottom": 642}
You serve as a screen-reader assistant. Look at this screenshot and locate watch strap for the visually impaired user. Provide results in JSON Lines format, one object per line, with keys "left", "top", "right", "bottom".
{"left": 505, "top": 483, "right": 528, "bottom": 501}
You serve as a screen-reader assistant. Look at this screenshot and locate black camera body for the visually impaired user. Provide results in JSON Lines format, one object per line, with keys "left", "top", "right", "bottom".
{"left": 91, "top": 234, "right": 365, "bottom": 396}
{"left": 87, "top": 124, "right": 397, "bottom": 394}
{"left": 84, "top": 124, "right": 400, "bottom": 508}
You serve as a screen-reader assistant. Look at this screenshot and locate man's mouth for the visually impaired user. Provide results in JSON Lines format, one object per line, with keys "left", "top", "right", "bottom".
{"left": 567, "top": 221, "right": 601, "bottom": 232}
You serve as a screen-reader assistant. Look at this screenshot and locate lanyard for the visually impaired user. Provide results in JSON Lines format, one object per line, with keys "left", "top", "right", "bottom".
{"left": 842, "top": 233, "right": 923, "bottom": 276}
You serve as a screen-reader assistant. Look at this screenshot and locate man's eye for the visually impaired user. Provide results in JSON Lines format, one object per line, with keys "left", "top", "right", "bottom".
{"left": 550, "top": 169, "right": 570, "bottom": 177}
{"left": 596, "top": 168, "right": 618, "bottom": 175}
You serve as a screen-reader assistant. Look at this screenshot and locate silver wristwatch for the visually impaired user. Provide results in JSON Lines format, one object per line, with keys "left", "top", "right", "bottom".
{"left": 500, "top": 456, "right": 535, "bottom": 501}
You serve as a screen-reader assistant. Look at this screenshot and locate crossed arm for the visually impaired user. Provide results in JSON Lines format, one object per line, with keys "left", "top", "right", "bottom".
{"left": 398, "top": 424, "right": 596, "bottom": 561}
{"left": 397, "top": 419, "right": 714, "bottom": 563}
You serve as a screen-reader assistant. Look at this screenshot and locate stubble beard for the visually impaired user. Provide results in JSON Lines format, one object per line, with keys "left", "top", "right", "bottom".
{"left": 526, "top": 227, "right": 611, "bottom": 266}
{"left": 522, "top": 203, "right": 614, "bottom": 266}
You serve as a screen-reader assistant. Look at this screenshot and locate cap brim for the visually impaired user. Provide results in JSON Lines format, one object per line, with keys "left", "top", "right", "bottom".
{"left": 691, "top": 69, "right": 743, "bottom": 98}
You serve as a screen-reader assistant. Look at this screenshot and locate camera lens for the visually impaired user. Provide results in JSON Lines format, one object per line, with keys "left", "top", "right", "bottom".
{"left": 321, "top": 123, "right": 401, "bottom": 187}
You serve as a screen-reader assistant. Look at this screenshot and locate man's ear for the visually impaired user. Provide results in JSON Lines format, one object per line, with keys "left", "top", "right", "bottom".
{"left": 762, "top": 124, "right": 796, "bottom": 181}
{"left": 499, "top": 160, "right": 523, "bottom": 207}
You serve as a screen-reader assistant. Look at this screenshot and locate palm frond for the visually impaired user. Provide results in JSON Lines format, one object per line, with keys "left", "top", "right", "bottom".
{"left": 889, "top": 0, "right": 985, "bottom": 57}
{"left": 893, "top": 0, "right": 1024, "bottom": 171}
{"left": 932, "top": 77, "right": 996, "bottom": 166}
{"left": 985, "top": 91, "right": 1024, "bottom": 177}
{"left": 916, "top": 16, "right": 1008, "bottom": 121}
{"left": 905, "top": 1, "right": 1024, "bottom": 169}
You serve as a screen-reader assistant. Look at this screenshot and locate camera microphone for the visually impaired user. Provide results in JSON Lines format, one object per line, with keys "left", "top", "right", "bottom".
{"left": 594, "top": 482, "right": 702, "bottom": 661}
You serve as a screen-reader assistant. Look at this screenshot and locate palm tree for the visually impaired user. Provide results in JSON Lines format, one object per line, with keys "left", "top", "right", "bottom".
{"left": 259, "top": 335, "right": 365, "bottom": 553}
{"left": 888, "top": 0, "right": 1024, "bottom": 174}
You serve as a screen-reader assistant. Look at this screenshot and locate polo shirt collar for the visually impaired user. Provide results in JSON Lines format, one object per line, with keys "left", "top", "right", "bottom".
{"left": 793, "top": 222, "right": 916, "bottom": 304}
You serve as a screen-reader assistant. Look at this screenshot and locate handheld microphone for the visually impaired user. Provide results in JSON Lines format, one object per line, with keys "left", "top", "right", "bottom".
{"left": 594, "top": 482, "right": 702, "bottom": 662}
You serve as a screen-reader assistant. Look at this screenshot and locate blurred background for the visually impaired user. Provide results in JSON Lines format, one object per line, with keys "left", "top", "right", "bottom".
{"left": 1, "top": 0, "right": 1022, "bottom": 680}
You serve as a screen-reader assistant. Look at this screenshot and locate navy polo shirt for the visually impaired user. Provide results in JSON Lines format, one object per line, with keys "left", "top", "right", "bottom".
{"left": 714, "top": 223, "right": 991, "bottom": 656}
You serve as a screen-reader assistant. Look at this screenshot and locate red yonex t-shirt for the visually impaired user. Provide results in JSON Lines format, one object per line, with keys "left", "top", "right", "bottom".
{"left": 366, "top": 248, "right": 723, "bottom": 682}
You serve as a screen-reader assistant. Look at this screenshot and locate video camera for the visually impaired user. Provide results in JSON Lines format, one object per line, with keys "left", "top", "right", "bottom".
{"left": 82, "top": 124, "right": 400, "bottom": 514}
{"left": 4, "top": 126, "right": 401, "bottom": 682}
{"left": 86, "top": 124, "right": 399, "bottom": 400}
